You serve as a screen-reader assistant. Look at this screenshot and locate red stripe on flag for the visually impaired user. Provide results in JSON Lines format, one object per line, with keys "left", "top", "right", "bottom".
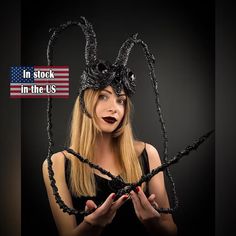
{"left": 10, "top": 95, "right": 69, "bottom": 98}
{"left": 34, "top": 66, "right": 69, "bottom": 68}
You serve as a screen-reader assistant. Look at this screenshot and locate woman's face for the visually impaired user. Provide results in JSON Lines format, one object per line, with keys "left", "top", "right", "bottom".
{"left": 95, "top": 86, "right": 127, "bottom": 133}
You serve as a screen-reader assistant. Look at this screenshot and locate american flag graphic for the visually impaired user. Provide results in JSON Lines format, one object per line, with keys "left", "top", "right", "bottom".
{"left": 10, "top": 66, "right": 69, "bottom": 98}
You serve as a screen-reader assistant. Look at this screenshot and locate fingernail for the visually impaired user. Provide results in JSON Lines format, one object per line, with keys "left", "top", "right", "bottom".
{"left": 123, "top": 195, "right": 129, "bottom": 201}
{"left": 112, "top": 193, "right": 116, "bottom": 200}
{"left": 135, "top": 186, "right": 140, "bottom": 193}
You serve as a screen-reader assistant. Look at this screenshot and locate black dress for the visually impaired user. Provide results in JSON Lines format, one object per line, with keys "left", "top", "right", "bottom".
{"left": 64, "top": 148, "right": 151, "bottom": 236}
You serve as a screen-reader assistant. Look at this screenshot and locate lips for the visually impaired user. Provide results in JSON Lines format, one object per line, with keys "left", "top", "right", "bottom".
{"left": 102, "top": 116, "right": 117, "bottom": 124}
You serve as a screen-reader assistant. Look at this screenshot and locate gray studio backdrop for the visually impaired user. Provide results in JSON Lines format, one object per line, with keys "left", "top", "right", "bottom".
{"left": 21, "top": 2, "right": 214, "bottom": 236}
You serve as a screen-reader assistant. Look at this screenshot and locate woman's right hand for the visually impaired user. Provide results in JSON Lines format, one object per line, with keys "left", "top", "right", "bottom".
{"left": 84, "top": 193, "right": 128, "bottom": 227}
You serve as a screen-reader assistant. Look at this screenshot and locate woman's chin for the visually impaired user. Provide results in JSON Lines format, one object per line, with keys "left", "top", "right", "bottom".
{"left": 100, "top": 128, "right": 116, "bottom": 134}
{"left": 99, "top": 125, "right": 118, "bottom": 134}
{"left": 98, "top": 121, "right": 119, "bottom": 133}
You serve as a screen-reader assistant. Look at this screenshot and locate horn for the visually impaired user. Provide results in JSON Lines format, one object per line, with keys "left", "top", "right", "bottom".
{"left": 114, "top": 33, "right": 138, "bottom": 66}
{"left": 47, "top": 16, "right": 97, "bottom": 66}
{"left": 79, "top": 16, "right": 97, "bottom": 66}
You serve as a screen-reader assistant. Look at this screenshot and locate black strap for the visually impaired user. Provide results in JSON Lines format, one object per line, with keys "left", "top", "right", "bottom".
{"left": 61, "top": 152, "right": 70, "bottom": 185}
{"left": 138, "top": 144, "right": 150, "bottom": 176}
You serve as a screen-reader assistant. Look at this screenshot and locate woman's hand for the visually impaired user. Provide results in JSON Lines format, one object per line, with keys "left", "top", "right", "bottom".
{"left": 84, "top": 193, "right": 128, "bottom": 227}
{"left": 130, "top": 186, "right": 160, "bottom": 224}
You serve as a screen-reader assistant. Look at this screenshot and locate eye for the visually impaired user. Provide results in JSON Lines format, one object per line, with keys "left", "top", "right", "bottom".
{"left": 98, "top": 94, "right": 108, "bottom": 101}
{"left": 117, "top": 98, "right": 126, "bottom": 105}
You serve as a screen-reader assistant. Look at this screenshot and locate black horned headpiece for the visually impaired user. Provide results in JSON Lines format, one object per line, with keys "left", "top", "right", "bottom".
{"left": 46, "top": 16, "right": 214, "bottom": 216}
{"left": 48, "top": 16, "right": 137, "bottom": 117}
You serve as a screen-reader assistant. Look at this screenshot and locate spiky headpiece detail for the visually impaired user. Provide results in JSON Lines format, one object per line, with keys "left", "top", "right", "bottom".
{"left": 47, "top": 16, "right": 136, "bottom": 116}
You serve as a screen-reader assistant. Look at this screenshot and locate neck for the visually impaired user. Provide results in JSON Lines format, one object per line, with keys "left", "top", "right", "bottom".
{"left": 94, "top": 132, "right": 121, "bottom": 176}
{"left": 95, "top": 132, "right": 114, "bottom": 155}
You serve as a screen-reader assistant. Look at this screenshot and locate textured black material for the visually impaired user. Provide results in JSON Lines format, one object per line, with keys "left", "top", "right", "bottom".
{"left": 45, "top": 16, "right": 214, "bottom": 216}
{"left": 47, "top": 16, "right": 136, "bottom": 117}
{"left": 66, "top": 130, "right": 214, "bottom": 215}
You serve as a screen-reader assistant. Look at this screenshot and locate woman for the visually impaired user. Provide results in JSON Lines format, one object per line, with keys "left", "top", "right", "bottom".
{"left": 42, "top": 17, "right": 177, "bottom": 236}
{"left": 42, "top": 85, "right": 177, "bottom": 236}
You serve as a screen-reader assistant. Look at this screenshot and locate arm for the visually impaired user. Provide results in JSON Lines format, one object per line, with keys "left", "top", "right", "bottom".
{"left": 42, "top": 152, "right": 102, "bottom": 236}
{"left": 42, "top": 152, "right": 128, "bottom": 236}
{"left": 130, "top": 144, "right": 177, "bottom": 236}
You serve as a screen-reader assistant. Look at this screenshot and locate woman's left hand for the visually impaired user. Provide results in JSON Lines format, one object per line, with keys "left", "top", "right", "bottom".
{"left": 130, "top": 186, "right": 160, "bottom": 224}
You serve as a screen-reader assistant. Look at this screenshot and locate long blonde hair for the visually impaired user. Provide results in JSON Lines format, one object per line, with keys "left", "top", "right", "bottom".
{"left": 67, "top": 89, "right": 142, "bottom": 197}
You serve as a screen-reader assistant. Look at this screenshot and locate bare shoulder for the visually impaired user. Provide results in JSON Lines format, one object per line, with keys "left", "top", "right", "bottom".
{"left": 145, "top": 143, "right": 162, "bottom": 169}
{"left": 134, "top": 140, "right": 145, "bottom": 156}
{"left": 42, "top": 152, "right": 76, "bottom": 235}
{"left": 42, "top": 151, "right": 66, "bottom": 176}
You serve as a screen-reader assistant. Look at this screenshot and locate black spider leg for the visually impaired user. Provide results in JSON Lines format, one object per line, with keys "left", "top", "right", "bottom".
{"left": 64, "top": 130, "right": 213, "bottom": 216}
{"left": 45, "top": 19, "right": 213, "bottom": 216}
{"left": 65, "top": 148, "right": 129, "bottom": 188}
{"left": 46, "top": 20, "right": 95, "bottom": 215}
{"left": 46, "top": 98, "right": 80, "bottom": 215}
{"left": 134, "top": 38, "right": 178, "bottom": 212}
{"left": 114, "top": 130, "right": 214, "bottom": 213}
{"left": 134, "top": 130, "right": 214, "bottom": 213}
{"left": 45, "top": 19, "right": 175, "bottom": 215}
{"left": 45, "top": 19, "right": 129, "bottom": 216}
{"left": 78, "top": 130, "right": 214, "bottom": 215}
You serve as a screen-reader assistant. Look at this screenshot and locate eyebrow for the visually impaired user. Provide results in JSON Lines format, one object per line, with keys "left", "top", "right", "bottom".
{"left": 101, "top": 89, "right": 126, "bottom": 97}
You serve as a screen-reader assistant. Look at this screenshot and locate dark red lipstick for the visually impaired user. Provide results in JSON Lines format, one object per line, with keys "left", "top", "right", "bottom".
{"left": 102, "top": 116, "right": 117, "bottom": 124}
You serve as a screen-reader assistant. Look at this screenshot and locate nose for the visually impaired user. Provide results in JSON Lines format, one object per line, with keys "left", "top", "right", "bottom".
{"left": 107, "top": 98, "right": 118, "bottom": 113}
